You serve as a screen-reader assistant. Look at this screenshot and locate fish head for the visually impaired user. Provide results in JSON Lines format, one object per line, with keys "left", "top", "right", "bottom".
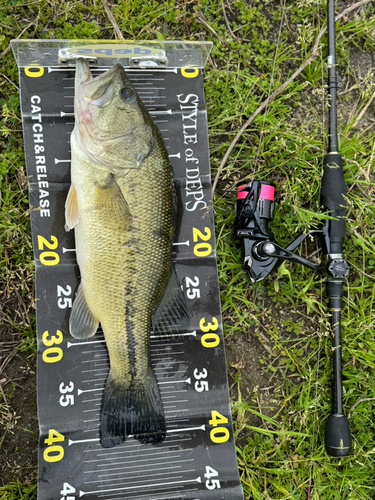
{"left": 74, "top": 58, "right": 155, "bottom": 172}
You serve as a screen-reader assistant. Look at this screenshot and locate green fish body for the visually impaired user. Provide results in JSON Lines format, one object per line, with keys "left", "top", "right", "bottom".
{"left": 65, "top": 59, "right": 189, "bottom": 448}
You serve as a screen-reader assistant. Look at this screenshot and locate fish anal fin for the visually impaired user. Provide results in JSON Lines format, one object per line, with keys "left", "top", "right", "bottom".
{"left": 65, "top": 184, "right": 79, "bottom": 232}
{"left": 95, "top": 173, "right": 131, "bottom": 224}
{"left": 152, "top": 269, "right": 190, "bottom": 335}
{"left": 100, "top": 369, "right": 166, "bottom": 448}
{"left": 69, "top": 283, "right": 99, "bottom": 339}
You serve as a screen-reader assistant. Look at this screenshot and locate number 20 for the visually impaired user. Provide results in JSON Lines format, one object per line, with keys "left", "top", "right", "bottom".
{"left": 37, "top": 235, "right": 60, "bottom": 266}
{"left": 193, "top": 227, "right": 212, "bottom": 257}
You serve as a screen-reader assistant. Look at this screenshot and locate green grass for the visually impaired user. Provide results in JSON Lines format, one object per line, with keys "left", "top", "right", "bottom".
{"left": 0, "top": 482, "right": 36, "bottom": 500}
{"left": 1, "top": 0, "right": 375, "bottom": 498}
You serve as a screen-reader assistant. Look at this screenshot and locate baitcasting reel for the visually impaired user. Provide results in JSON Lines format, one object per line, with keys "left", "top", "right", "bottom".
{"left": 234, "top": 180, "right": 348, "bottom": 283}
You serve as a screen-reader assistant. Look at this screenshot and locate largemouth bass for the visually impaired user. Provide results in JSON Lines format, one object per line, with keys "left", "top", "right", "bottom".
{"left": 65, "top": 58, "right": 189, "bottom": 448}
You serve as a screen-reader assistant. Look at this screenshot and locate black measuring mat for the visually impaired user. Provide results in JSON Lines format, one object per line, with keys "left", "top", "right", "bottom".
{"left": 15, "top": 43, "right": 244, "bottom": 500}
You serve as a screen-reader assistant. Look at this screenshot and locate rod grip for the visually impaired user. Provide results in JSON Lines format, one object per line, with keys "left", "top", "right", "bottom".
{"left": 320, "top": 153, "right": 346, "bottom": 253}
{"left": 325, "top": 414, "right": 352, "bottom": 457}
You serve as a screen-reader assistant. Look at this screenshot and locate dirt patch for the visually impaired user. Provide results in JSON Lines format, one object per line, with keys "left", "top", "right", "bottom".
{"left": 0, "top": 303, "right": 38, "bottom": 486}
{"left": 225, "top": 324, "right": 281, "bottom": 443}
{"left": 226, "top": 326, "right": 277, "bottom": 406}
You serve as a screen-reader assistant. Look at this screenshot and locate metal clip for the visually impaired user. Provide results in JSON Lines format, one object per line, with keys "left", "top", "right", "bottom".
{"left": 58, "top": 49, "right": 98, "bottom": 67}
{"left": 130, "top": 54, "right": 168, "bottom": 68}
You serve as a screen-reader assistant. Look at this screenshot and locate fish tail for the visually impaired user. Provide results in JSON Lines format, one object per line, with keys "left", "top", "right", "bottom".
{"left": 100, "top": 369, "right": 166, "bottom": 448}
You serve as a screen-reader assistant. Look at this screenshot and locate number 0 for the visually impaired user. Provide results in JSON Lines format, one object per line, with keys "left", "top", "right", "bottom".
{"left": 181, "top": 67, "right": 199, "bottom": 78}
{"left": 25, "top": 66, "right": 44, "bottom": 78}
{"left": 201, "top": 333, "right": 220, "bottom": 348}
{"left": 194, "top": 243, "right": 211, "bottom": 257}
{"left": 43, "top": 347, "right": 63, "bottom": 363}
{"left": 40, "top": 252, "right": 60, "bottom": 266}
{"left": 44, "top": 445, "right": 64, "bottom": 462}
{"left": 210, "top": 427, "right": 229, "bottom": 443}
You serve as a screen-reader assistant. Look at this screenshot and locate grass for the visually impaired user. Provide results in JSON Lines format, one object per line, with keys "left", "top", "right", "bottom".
{"left": 0, "top": 482, "right": 36, "bottom": 500}
{"left": 1, "top": 0, "right": 375, "bottom": 498}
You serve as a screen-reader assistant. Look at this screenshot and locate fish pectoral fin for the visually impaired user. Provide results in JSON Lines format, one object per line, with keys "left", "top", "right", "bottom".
{"left": 65, "top": 184, "right": 80, "bottom": 231}
{"left": 96, "top": 173, "right": 131, "bottom": 223}
{"left": 69, "top": 283, "right": 99, "bottom": 339}
{"left": 100, "top": 369, "right": 166, "bottom": 448}
{"left": 152, "top": 268, "right": 190, "bottom": 335}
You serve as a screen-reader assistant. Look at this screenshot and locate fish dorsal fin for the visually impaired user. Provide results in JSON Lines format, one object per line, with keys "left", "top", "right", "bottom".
{"left": 69, "top": 283, "right": 99, "bottom": 339}
{"left": 152, "top": 269, "right": 190, "bottom": 335}
{"left": 65, "top": 184, "right": 79, "bottom": 231}
{"left": 95, "top": 173, "right": 131, "bottom": 223}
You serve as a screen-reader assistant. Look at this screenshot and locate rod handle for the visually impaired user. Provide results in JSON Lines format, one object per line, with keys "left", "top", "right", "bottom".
{"left": 325, "top": 413, "right": 352, "bottom": 457}
{"left": 320, "top": 153, "right": 346, "bottom": 254}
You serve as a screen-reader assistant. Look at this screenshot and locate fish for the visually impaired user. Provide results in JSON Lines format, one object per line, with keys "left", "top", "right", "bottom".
{"left": 65, "top": 58, "right": 189, "bottom": 448}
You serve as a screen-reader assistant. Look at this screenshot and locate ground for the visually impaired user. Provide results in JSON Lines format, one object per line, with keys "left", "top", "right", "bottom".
{"left": 0, "top": 294, "right": 38, "bottom": 487}
{"left": 1, "top": 0, "right": 375, "bottom": 499}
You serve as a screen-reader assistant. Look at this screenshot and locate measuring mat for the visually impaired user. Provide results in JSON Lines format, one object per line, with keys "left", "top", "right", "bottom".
{"left": 12, "top": 40, "right": 244, "bottom": 500}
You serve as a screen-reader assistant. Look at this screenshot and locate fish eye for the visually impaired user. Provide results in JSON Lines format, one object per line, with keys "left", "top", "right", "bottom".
{"left": 120, "top": 88, "right": 134, "bottom": 101}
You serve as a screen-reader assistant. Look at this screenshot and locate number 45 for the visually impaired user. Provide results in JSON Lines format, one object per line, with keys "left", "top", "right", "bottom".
{"left": 61, "top": 482, "right": 75, "bottom": 500}
{"left": 204, "top": 465, "right": 221, "bottom": 490}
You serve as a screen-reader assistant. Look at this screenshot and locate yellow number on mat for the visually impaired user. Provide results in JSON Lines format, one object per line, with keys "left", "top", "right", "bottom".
{"left": 37, "top": 235, "right": 60, "bottom": 266}
{"left": 44, "top": 429, "right": 65, "bottom": 463}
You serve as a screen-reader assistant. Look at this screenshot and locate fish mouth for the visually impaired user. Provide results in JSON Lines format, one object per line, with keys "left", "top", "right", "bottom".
{"left": 75, "top": 58, "right": 124, "bottom": 82}
{"left": 82, "top": 63, "right": 129, "bottom": 100}
{"left": 87, "top": 63, "right": 124, "bottom": 82}
{"left": 75, "top": 59, "right": 131, "bottom": 105}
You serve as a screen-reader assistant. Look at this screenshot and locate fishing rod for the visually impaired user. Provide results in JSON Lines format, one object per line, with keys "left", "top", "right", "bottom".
{"left": 233, "top": 0, "right": 351, "bottom": 457}
{"left": 320, "top": 0, "right": 351, "bottom": 458}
